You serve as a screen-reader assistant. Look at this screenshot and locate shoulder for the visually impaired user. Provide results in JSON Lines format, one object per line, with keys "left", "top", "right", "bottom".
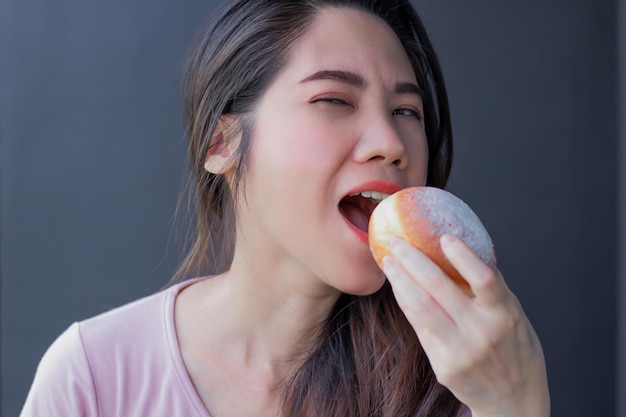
{"left": 75, "top": 278, "right": 207, "bottom": 366}
{"left": 21, "top": 279, "right": 208, "bottom": 417}
{"left": 20, "top": 323, "right": 98, "bottom": 416}
{"left": 76, "top": 282, "right": 194, "bottom": 412}
{"left": 77, "top": 284, "right": 172, "bottom": 350}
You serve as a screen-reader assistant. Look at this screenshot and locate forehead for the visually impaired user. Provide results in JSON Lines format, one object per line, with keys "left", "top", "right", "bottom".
{"left": 283, "top": 7, "right": 417, "bottom": 86}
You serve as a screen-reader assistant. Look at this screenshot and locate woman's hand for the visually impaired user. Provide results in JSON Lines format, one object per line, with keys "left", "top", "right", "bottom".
{"left": 382, "top": 235, "right": 550, "bottom": 417}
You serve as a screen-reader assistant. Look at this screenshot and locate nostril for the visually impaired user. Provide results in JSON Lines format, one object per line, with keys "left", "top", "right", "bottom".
{"left": 366, "top": 155, "right": 404, "bottom": 167}
{"left": 355, "top": 129, "right": 409, "bottom": 167}
{"left": 367, "top": 155, "right": 402, "bottom": 164}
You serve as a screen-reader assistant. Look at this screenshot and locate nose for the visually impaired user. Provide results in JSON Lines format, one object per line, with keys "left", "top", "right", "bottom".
{"left": 353, "top": 116, "right": 408, "bottom": 169}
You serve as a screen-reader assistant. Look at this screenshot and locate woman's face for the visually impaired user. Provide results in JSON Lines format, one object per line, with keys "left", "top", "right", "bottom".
{"left": 236, "top": 7, "right": 428, "bottom": 295}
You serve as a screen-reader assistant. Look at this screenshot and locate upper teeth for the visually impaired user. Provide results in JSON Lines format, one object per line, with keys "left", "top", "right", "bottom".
{"left": 350, "top": 191, "right": 390, "bottom": 202}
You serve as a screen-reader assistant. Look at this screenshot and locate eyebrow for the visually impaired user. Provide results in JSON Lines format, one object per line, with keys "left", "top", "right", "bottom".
{"left": 299, "top": 69, "right": 423, "bottom": 98}
{"left": 300, "top": 70, "right": 365, "bottom": 87}
{"left": 395, "top": 82, "right": 424, "bottom": 98}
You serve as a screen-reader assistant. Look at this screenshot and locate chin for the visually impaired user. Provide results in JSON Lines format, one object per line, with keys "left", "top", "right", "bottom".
{"left": 334, "top": 268, "right": 387, "bottom": 296}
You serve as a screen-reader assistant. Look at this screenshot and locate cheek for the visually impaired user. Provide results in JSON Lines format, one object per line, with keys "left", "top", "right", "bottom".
{"left": 264, "top": 112, "right": 351, "bottom": 166}
{"left": 245, "top": 115, "right": 346, "bottom": 201}
{"left": 405, "top": 131, "right": 429, "bottom": 186}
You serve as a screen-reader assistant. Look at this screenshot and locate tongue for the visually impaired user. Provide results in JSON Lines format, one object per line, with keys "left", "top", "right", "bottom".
{"left": 340, "top": 203, "right": 370, "bottom": 232}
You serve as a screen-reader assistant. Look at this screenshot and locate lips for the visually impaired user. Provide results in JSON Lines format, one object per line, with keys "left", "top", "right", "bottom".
{"left": 339, "top": 181, "right": 401, "bottom": 243}
{"left": 339, "top": 194, "right": 377, "bottom": 232}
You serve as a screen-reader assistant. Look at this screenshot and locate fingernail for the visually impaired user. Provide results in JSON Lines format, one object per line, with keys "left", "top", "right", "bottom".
{"left": 440, "top": 234, "right": 456, "bottom": 249}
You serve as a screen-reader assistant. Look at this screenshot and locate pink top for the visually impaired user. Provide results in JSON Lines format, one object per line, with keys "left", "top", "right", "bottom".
{"left": 20, "top": 278, "right": 471, "bottom": 417}
{"left": 20, "top": 278, "right": 210, "bottom": 417}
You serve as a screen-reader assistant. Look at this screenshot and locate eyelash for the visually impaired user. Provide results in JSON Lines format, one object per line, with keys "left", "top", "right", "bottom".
{"left": 312, "top": 97, "right": 351, "bottom": 106}
{"left": 312, "top": 97, "right": 423, "bottom": 121}
{"left": 393, "top": 107, "right": 424, "bottom": 121}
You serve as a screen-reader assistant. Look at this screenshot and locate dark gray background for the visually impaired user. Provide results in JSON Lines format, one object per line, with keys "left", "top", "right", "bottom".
{"left": 1, "top": 1, "right": 623, "bottom": 416}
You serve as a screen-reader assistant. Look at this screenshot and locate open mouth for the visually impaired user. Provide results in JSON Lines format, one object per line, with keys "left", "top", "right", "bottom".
{"left": 339, "top": 191, "right": 390, "bottom": 234}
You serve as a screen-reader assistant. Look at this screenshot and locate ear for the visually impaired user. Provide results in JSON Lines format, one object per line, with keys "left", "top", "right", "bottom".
{"left": 203, "top": 115, "right": 241, "bottom": 174}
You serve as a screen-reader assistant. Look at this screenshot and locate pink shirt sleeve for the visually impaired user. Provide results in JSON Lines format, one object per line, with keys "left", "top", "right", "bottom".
{"left": 19, "top": 323, "right": 98, "bottom": 417}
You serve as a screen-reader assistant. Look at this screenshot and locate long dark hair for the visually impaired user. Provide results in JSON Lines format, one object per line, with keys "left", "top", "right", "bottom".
{"left": 173, "top": 0, "right": 457, "bottom": 415}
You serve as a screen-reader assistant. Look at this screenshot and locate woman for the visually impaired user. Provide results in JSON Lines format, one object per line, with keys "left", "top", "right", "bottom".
{"left": 21, "top": 1, "right": 550, "bottom": 416}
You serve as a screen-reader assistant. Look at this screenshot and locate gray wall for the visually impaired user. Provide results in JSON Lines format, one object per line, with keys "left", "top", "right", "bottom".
{"left": 1, "top": 1, "right": 620, "bottom": 416}
{"left": 420, "top": 2, "right": 618, "bottom": 416}
{"left": 618, "top": 0, "right": 626, "bottom": 415}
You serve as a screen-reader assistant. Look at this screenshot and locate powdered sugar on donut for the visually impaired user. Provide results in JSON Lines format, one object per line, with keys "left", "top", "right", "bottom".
{"left": 403, "top": 187, "right": 496, "bottom": 268}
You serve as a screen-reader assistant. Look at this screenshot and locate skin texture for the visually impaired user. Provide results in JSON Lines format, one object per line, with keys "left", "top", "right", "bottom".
{"left": 233, "top": 9, "right": 428, "bottom": 298}
{"left": 176, "top": 6, "right": 550, "bottom": 417}
{"left": 383, "top": 236, "right": 550, "bottom": 417}
{"left": 177, "top": 8, "right": 429, "bottom": 417}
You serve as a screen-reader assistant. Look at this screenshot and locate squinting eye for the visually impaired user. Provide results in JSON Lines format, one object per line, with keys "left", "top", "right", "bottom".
{"left": 393, "top": 107, "right": 423, "bottom": 121}
{"left": 312, "top": 97, "right": 351, "bottom": 106}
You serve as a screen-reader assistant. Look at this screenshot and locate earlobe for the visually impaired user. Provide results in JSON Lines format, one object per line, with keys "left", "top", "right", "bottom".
{"left": 203, "top": 115, "right": 241, "bottom": 174}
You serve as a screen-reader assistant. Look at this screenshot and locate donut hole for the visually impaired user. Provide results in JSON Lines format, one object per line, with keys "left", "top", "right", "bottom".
{"left": 339, "top": 195, "right": 378, "bottom": 232}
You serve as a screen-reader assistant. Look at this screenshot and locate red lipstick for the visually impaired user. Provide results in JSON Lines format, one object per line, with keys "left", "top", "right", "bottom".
{"left": 339, "top": 181, "right": 402, "bottom": 244}
{"left": 344, "top": 180, "right": 402, "bottom": 197}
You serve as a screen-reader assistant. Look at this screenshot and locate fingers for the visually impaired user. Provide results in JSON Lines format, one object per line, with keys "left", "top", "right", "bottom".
{"left": 382, "top": 235, "right": 551, "bottom": 417}
{"left": 387, "top": 237, "right": 472, "bottom": 314}
{"left": 382, "top": 255, "right": 454, "bottom": 334}
{"left": 381, "top": 235, "right": 515, "bottom": 346}
{"left": 382, "top": 238, "right": 473, "bottom": 343}
{"left": 439, "top": 234, "right": 509, "bottom": 308}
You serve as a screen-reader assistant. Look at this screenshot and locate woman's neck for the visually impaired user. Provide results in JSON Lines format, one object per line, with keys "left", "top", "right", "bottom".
{"left": 176, "top": 251, "right": 341, "bottom": 388}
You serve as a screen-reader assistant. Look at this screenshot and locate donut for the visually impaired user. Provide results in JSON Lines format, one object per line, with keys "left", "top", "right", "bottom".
{"left": 368, "top": 186, "right": 496, "bottom": 294}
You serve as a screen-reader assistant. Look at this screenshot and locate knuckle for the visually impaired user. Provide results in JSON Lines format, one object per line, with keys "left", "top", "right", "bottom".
{"left": 405, "top": 295, "right": 430, "bottom": 317}
{"left": 476, "top": 269, "right": 498, "bottom": 291}
{"left": 422, "top": 269, "right": 443, "bottom": 285}
{"left": 434, "top": 354, "right": 476, "bottom": 388}
{"left": 475, "top": 314, "right": 522, "bottom": 353}
{"left": 421, "top": 269, "right": 450, "bottom": 293}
